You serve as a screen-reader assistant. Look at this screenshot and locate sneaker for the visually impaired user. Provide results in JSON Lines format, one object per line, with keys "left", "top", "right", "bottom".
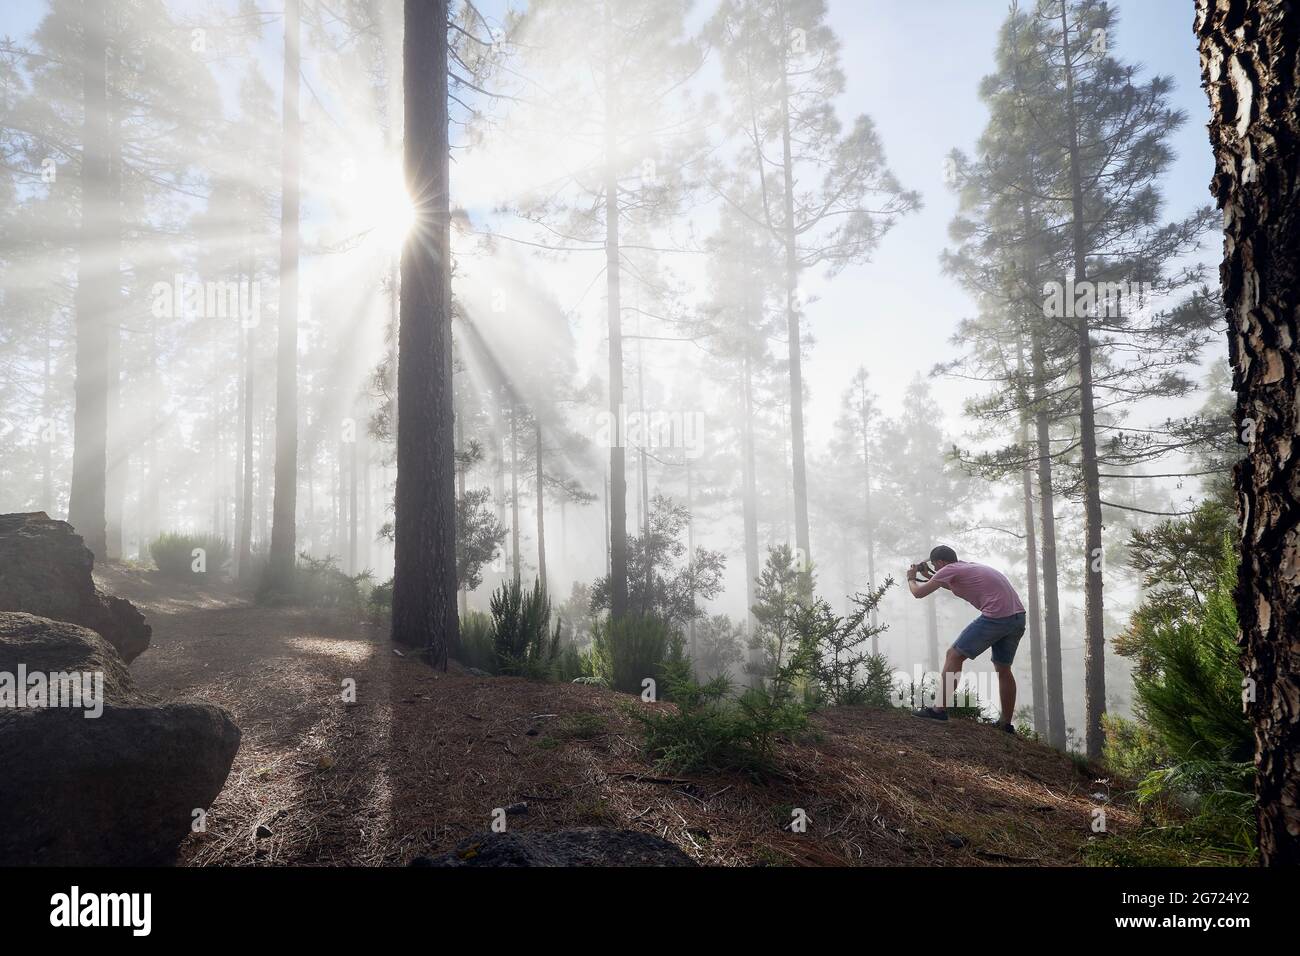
{"left": 912, "top": 706, "right": 949, "bottom": 722}
{"left": 1000, "top": 722, "right": 1017, "bottom": 736}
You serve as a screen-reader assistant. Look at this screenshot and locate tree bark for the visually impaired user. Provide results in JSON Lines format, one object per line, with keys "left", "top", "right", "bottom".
{"left": 535, "top": 416, "right": 547, "bottom": 593}
{"left": 238, "top": 296, "right": 254, "bottom": 582}
{"left": 741, "top": 351, "right": 760, "bottom": 646}
{"left": 1031, "top": 322, "right": 1068, "bottom": 749}
{"left": 268, "top": 0, "right": 300, "bottom": 592}
{"left": 1019, "top": 385, "right": 1050, "bottom": 738}
{"left": 68, "top": 0, "right": 110, "bottom": 561}
{"left": 1197, "top": 0, "right": 1300, "bottom": 865}
{"left": 778, "top": 14, "right": 811, "bottom": 568}
{"left": 1059, "top": 5, "right": 1107, "bottom": 760}
{"left": 391, "top": 0, "right": 457, "bottom": 666}
{"left": 603, "top": 2, "right": 628, "bottom": 619}
{"left": 510, "top": 399, "right": 520, "bottom": 582}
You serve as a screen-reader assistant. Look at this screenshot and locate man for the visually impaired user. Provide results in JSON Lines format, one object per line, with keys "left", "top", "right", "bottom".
{"left": 906, "top": 545, "right": 1026, "bottom": 733}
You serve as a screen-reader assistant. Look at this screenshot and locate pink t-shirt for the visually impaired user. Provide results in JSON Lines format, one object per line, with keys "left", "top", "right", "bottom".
{"left": 930, "top": 561, "right": 1025, "bottom": 618}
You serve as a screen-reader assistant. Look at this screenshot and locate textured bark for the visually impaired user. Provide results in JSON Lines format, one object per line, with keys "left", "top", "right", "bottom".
{"left": 67, "top": 0, "right": 110, "bottom": 561}
{"left": 268, "top": 0, "right": 300, "bottom": 591}
{"left": 1018, "top": 340, "right": 1047, "bottom": 738}
{"left": 510, "top": 400, "right": 520, "bottom": 581}
{"left": 779, "top": 62, "right": 811, "bottom": 568}
{"left": 741, "top": 352, "right": 760, "bottom": 650}
{"left": 1032, "top": 326, "right": 1068, "bottom": 750}
{"left": 391, "top": 0, "right": 457, "bottom": 665}
{"left": 535, "top": 417, "right": 547, "bottom": 592}
{"left": 237, "top": 289, "right": 254, "bottom": 582}
{"left": 1197, "top": 0, "right": 1300, "bottom": 865}
{"left": 603, "top": 2, "right": 628, "bottom": 619}
{"left": 1059, "top": 6, "right": 1107, "bottom": 760}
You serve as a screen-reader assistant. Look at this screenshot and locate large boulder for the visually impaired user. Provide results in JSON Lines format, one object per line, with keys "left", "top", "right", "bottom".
{"left": 411, "top": 828, "right": 697, "bottom": 867}
{"left": 0, "top": 512, "right": 151, "bottom": 663}
{"left": 0, "top": 612, "right": 241, "bottom": 865}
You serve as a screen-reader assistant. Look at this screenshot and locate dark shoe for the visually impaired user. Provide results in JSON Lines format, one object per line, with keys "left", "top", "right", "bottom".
{"left": 912, "top": 706, "right": 949, "bottom": 722}
{"left": 999, "top": 722, "right": 1017, "bottom": 736}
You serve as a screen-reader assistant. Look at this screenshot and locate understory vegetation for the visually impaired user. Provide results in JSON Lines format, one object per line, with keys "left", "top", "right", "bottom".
{"left": 1094, "top": 503, "right": 1254, "bottom": 865}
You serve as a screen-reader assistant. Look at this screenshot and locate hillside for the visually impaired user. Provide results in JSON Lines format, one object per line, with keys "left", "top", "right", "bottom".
{"left": 101, "top": 566, "right": 1136, "bottom": 867}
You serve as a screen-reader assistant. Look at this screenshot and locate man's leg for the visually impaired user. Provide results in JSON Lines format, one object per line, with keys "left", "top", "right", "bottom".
{"left": 939, "top": 646, "right": 967, "bottom": 712}
{"left": 994, "top": 662, "right": 1016, "bottom": 726}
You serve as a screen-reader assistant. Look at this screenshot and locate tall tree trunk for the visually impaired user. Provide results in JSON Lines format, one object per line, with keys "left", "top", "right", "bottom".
{"left": 1030, "top": 309, "right": 1067, "bottom": 749}
{"left": 740, "top": 351, "right": 760, "bottom": 643}
{"left": 268, "top": 0, "right": 301, "bottom": 592}
{"left": 1198, "top": 0, "right": 1300, "bottom": 865}
{"left": 535, "top": 417, "right": 546, "bottom": 592}
{"left": 68, "top": 0, "right": 110, "bottom": 560}
{"left": 925, "top": 594, "right": 939, "bottom": 674}
{"left": 104, "top": 44, "right": 123, "bottom": 561}
{"left": 348, "top": 424, "right": 358, "bottom": 576}
{"left": 457, "top": 410, "right": 467, "bottom": 616}
{"left": 686, "top": 455, "right": 696, "bottom": 657}
{"left": 41, "top": 314, "right": 54, "bottom": 512}
{"left": 1059, "top": 5, "right": 1106, "bottom": 759}
{"left": 237, "top": 269, "right": 254, "bottom": 581}
{"left": 1018, "top": 343, "right": 1047, "bottom": 738}
{"left": 510, "top": 400, "right": 520, "bottom": 581}
{"left": 777, "top": 16, "right": 810, "bottom": 567}
{"left": 603, "top": 2, "right": 628, "bottom": 618}
{"left": 391, "top": 0, "right": 457, "bottom": 666}
{"left": 859, "top": 388, "right": 879, "bottom": 642}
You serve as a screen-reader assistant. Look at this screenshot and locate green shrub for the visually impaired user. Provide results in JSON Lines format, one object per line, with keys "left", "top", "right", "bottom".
{"left": 589, "top": 614, "right": 681, "bottom": 695}
{"left": 634, "top": 670, "right": 808, "bottom": 775}
{"left": 1094, "top": 540, "right": 1255, "bottom": 864}
{"left": 368, "top": 577, "right": 393, "bottom": 623}
{"left": 456, "top": 610, "right": 497, "bottom": 673}
{"left": 291, "top": 554, "right": 372, "bottom": 610}
{"left": 149, "top": 532, "right": 231, "bottom": 580}
{"left": 489, "top": 578, "right": 562, "bottom": 678}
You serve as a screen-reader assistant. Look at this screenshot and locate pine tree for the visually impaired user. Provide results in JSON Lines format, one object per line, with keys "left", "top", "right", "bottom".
{"left": 390, "top": 0, "right": 458, "bottom": 663}
{"left": 708, "top": 0, "right": 919, "bottom": 569}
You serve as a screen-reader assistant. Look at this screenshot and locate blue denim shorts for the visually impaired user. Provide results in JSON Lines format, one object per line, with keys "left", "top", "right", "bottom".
{"left": 953, "top": 612, "right": 1026, "bottom": 666}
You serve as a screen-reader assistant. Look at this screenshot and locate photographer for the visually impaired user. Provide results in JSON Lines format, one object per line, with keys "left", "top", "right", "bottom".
{"left": 906, "top": 545, "right": 1026, "bottom": 734}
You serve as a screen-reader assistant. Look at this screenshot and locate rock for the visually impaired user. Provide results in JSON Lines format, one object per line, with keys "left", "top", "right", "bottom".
{"left": 0, "top": 612, "right": 241, "bottom": 866}
{"left": 409, "top": 828, "right": 697, "bottom": 867}
{"left": 255, "top": 824, "right": 273, "bottom": 840}
{"left": 0, "top": 512, "right": 151, "bottom": 663}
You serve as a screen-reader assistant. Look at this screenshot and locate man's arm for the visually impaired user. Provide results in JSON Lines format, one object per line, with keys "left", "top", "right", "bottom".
{"left": 907, "top": 564, "right": 944, "bottom": 599}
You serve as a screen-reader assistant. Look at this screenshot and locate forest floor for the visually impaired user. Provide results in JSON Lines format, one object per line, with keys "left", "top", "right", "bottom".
{"left": 100, "top": 565, "right": 1139, "bottom": 866}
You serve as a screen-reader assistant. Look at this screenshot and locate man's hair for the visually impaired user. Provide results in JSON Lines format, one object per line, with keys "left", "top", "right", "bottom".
{"left": 930, "top": 545, "right": 958, "bottom": 564}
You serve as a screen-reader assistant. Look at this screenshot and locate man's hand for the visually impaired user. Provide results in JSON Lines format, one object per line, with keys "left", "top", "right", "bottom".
{"left": 906, "top": 563, "right": 919, "bottom": 583}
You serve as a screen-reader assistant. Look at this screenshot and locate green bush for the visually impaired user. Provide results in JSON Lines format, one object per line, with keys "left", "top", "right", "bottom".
{"left": 367, "top": 576, "right": 393, "bottom": 623}
{"left": 589, "top": 614, "right": 681, "bottom": 695}
{"left": 635, "top": 670, "right": 808, "bottom": 775}
{"left": 1094, "top": 540, "right": 1255, "bottom": 864}
{"left": 489, "top": 578, "right": 562, "bottom": 678}
{"left": 149, "top": 532, "right": 231, "bottom": 580}
{"left": 291, "top": 554, "right": 372, "bottom": 610}
{"left": 457, "top": 610, "right": 497, "bottom": 673}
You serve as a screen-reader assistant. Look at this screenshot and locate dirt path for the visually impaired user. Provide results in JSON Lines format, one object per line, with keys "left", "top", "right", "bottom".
{"left": 103, "top": 567, "right": 1135, "bottom": 866}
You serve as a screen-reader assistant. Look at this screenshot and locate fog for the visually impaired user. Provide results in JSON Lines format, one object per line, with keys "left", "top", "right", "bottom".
{"left": 0, "top": 0, "right": 1228, "bottom": 750}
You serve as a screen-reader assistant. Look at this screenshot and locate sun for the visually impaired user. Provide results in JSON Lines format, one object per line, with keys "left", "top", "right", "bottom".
{"left": 343, "top": 159, "right": 416, "bottom": 250}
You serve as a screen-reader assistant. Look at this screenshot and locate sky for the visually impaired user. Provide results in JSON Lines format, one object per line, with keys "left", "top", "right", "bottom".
{"left": 800, "top": 0, "right": 1218, "bottom": 442}
{"left": 453, "top": 0, "right": 1221, "bottom": 451}
{"left": 0, "top": 0, "right": 1220, "bottom": 449}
